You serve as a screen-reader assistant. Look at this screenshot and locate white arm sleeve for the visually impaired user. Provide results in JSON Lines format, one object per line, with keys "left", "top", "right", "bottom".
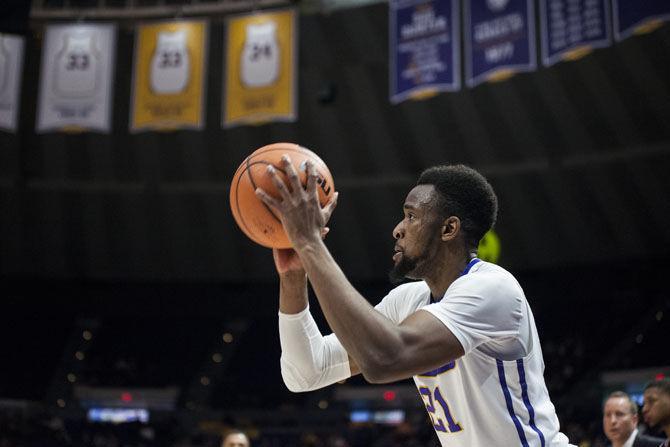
{"left": 278, "top": 306, "right": 351, "bottom": 393}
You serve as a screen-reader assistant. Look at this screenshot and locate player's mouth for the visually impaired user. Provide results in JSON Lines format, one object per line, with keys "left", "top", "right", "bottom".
{"left": 393, "top": 246, "right": 403, "bottom": 262}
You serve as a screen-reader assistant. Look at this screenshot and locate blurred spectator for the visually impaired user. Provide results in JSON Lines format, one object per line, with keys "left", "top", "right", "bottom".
{"left": 643, "top": 379, "right": 670, "bottom": 446}
{"left": 603, "top": 391, "right": 663, "bottom": 447}
{"left": 222, "top": 430, "right": 250, "bottom": 447}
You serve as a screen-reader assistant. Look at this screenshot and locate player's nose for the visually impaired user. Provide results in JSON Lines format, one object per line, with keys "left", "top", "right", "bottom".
{"left": 393, "top": 221, "right": 403, "bottom": 240}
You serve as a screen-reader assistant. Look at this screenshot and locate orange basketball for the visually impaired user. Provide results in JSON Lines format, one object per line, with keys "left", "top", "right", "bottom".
{"left": 229, "top": 143, "right": 335, "bottom": 249}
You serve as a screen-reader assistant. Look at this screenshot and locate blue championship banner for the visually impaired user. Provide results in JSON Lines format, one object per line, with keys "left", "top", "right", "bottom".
{"left": 464, "top": 0, "right": 536, "bottom": 88}
{"left": 613, "top": 0, "right": 670, "bottom": 41}
{"left": 389, "top": 0, "right": 460, "bottom": 104}
{"left": 540, "top": 0, "right": 611, "bottom": 67}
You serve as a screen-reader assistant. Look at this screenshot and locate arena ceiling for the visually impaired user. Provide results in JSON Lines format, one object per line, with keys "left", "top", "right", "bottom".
{"left": 0, "top": 4, "right": 669, "bottom": 282}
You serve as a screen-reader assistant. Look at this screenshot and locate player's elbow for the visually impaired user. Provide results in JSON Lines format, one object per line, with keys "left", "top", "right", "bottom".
{"left": 361, "top": 369, "right": 398, "bottom": 384}
{"left": 280, "top": 359, "right": 312, "bottom": 393}
{"left": 283, "top": 377, "right": 311, "bottom": 393}
{"left": 358, "top": 355, "right": 403, "bottom": 384}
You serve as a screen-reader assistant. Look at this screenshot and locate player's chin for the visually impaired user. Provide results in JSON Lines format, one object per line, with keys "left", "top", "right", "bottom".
{"left": 388, "top": 256, "right": 416, "bottom": 284}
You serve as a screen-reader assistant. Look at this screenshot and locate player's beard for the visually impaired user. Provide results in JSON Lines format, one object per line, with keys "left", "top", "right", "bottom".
{"left": 388, "top": 253, "right": 418, "bottom": 284}
{"left": 388, "top": 230, "right": 441, "bottom": 284}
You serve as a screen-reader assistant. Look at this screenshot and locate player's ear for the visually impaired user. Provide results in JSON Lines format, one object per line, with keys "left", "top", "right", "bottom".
{"left": 441, "top": 216, "right": 460, "bottom": 241}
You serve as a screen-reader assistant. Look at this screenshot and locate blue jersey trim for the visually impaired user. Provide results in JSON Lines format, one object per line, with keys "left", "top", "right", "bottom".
{"left": 418, "top": 361, "right": 456, "bottom": 378}
{"left": 517, "top": 359, "right": 546, "bottom": 447}
{"left": 461, "top": 257, "right": 481, "bottom": 276}
{"left": 497, "top": 359, "right": 529, "bottom": 447}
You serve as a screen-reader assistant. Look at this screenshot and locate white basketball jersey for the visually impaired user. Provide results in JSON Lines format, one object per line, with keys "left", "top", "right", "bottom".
{"left": 374, "top": 260, "right": 574, "bottom": 447}
{"left": 53, "top": 33, "right": 99, "bottom": 98}
{"left": 0, "top": 37, "right": 10, "bottom": 94}
{"left": 241, "top": 21, "right": 280, "bottom": 88}
{"left": 150, "top": 30, "right": 190, "bottom": 94}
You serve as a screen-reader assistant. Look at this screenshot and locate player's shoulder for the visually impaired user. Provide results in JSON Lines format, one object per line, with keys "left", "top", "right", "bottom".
{"left": 455, "top": 261, "right": 523, "bottom": 296}
{"left": 377, "top": 281, "right": 431, "bottom": 322}
{"left": 388, "top": 280, "right": 431, "bottom": 298}
{"left": 470, "top": 259, "right": 513, "bottom": 276}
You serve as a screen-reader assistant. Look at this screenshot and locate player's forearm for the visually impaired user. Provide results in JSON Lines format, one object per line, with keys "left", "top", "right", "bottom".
{"left": 279, "top": 270, "right": 308, "bottom": 314}
{"left": 296, "top": 239, "right": 405, "bottom": 381}
{"left": 278, "top": 308, "right": 352, "bottom": 392}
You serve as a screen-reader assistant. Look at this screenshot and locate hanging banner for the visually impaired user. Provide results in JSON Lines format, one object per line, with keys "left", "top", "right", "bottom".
{"left": 222, "top": 8, "right": 297, "bottom": 128}
{"left": 540, "top": 0, "right": 610, "bottom": 66}
{"left": 464, "top": 0, "right": 536, "bottom": 88}
{"left": 613, "top": 0, "right": 670, "bottom": 41}
{"left": 0, "top": 33, "right": 25, "bottom": 133}
{"left": 389, "top": 0, "right": 460, "bottom": 104}
{"left": 36, "top": 24, "right": 116, "bottom": 133}
{"left": 130, "top": 20, "right": 208, "bottom": 132}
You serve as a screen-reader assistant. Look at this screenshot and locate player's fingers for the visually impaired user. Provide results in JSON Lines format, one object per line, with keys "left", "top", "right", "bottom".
{"left": 255, "top": 187, "right": 282, "bottom": 211}
{"left": 322, "top": 191, "right": 339, "bottom": 223}
{"left": 266, "top": 165, "right": 291, "bottom": 201}
{"left": 280, "top": 155, "right": 302, "bottom": 194}
{"left": 305, "top": 160, "right": 319, "bottom": 199}
{"left": 321, "top": 227, "right": 330, "bottom": 239}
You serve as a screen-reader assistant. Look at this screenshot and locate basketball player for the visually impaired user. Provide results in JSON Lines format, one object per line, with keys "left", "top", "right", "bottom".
{"left": 256, "top": 159, "right": 574, "bottom": 446}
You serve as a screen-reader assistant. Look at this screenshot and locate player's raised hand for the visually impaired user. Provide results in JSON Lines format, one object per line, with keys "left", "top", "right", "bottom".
{"left": 256, "top": 155, "right": 338, "bottom": 248}
{"left": 272, "top": 226, "right": 331, "bottom": 275}
{"left": 273, "top": 248, "right": 303, "bottom": 275}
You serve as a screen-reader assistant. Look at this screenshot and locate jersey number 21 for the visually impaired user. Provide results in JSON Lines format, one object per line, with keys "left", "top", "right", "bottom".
{"left": 419, "top": 386, "right": 463, "bottom": 433}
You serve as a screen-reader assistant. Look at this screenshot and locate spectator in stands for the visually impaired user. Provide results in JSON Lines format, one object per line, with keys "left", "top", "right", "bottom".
{"left": 222, "top": 430, "right": 250, "bottom": 447}
{"left": 643, "top": 379, "right": 670, "bottom": 447}
{"left": 603, "top": 391, "right": 663, "bottom": 447}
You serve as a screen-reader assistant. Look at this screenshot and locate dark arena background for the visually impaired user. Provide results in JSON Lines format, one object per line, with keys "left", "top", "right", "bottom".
{"left": 1, "top": 0, "right": 669, "bottom": 446}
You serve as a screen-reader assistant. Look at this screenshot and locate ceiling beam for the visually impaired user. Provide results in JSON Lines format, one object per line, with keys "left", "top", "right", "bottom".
{"left": 30, "top": 0, "right": 293, "bottom": 20}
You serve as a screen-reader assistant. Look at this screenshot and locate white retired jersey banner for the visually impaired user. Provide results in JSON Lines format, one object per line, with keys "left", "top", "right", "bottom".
{"left": 37, "top": 24, "right": 116, "bottom": 133}
{"left": 540, "top": 0, "right": 611, "bottom": 67}
{"left": 389, "top": 0, "right": 460, "bottom": 104}
{"left": 223, "top": 8, "right": 297, "bottom": 128}
{"left": 613, "top": 0, "right": 670, "bottom": 41}
{"left": 464, "top": 0, "right": 536, "bottom": 88}
{"left": 130, "top": 20, "right": 208, "bottom": 132}
{"left": 0, "top": 33, "right": 25, "bottom": 133}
